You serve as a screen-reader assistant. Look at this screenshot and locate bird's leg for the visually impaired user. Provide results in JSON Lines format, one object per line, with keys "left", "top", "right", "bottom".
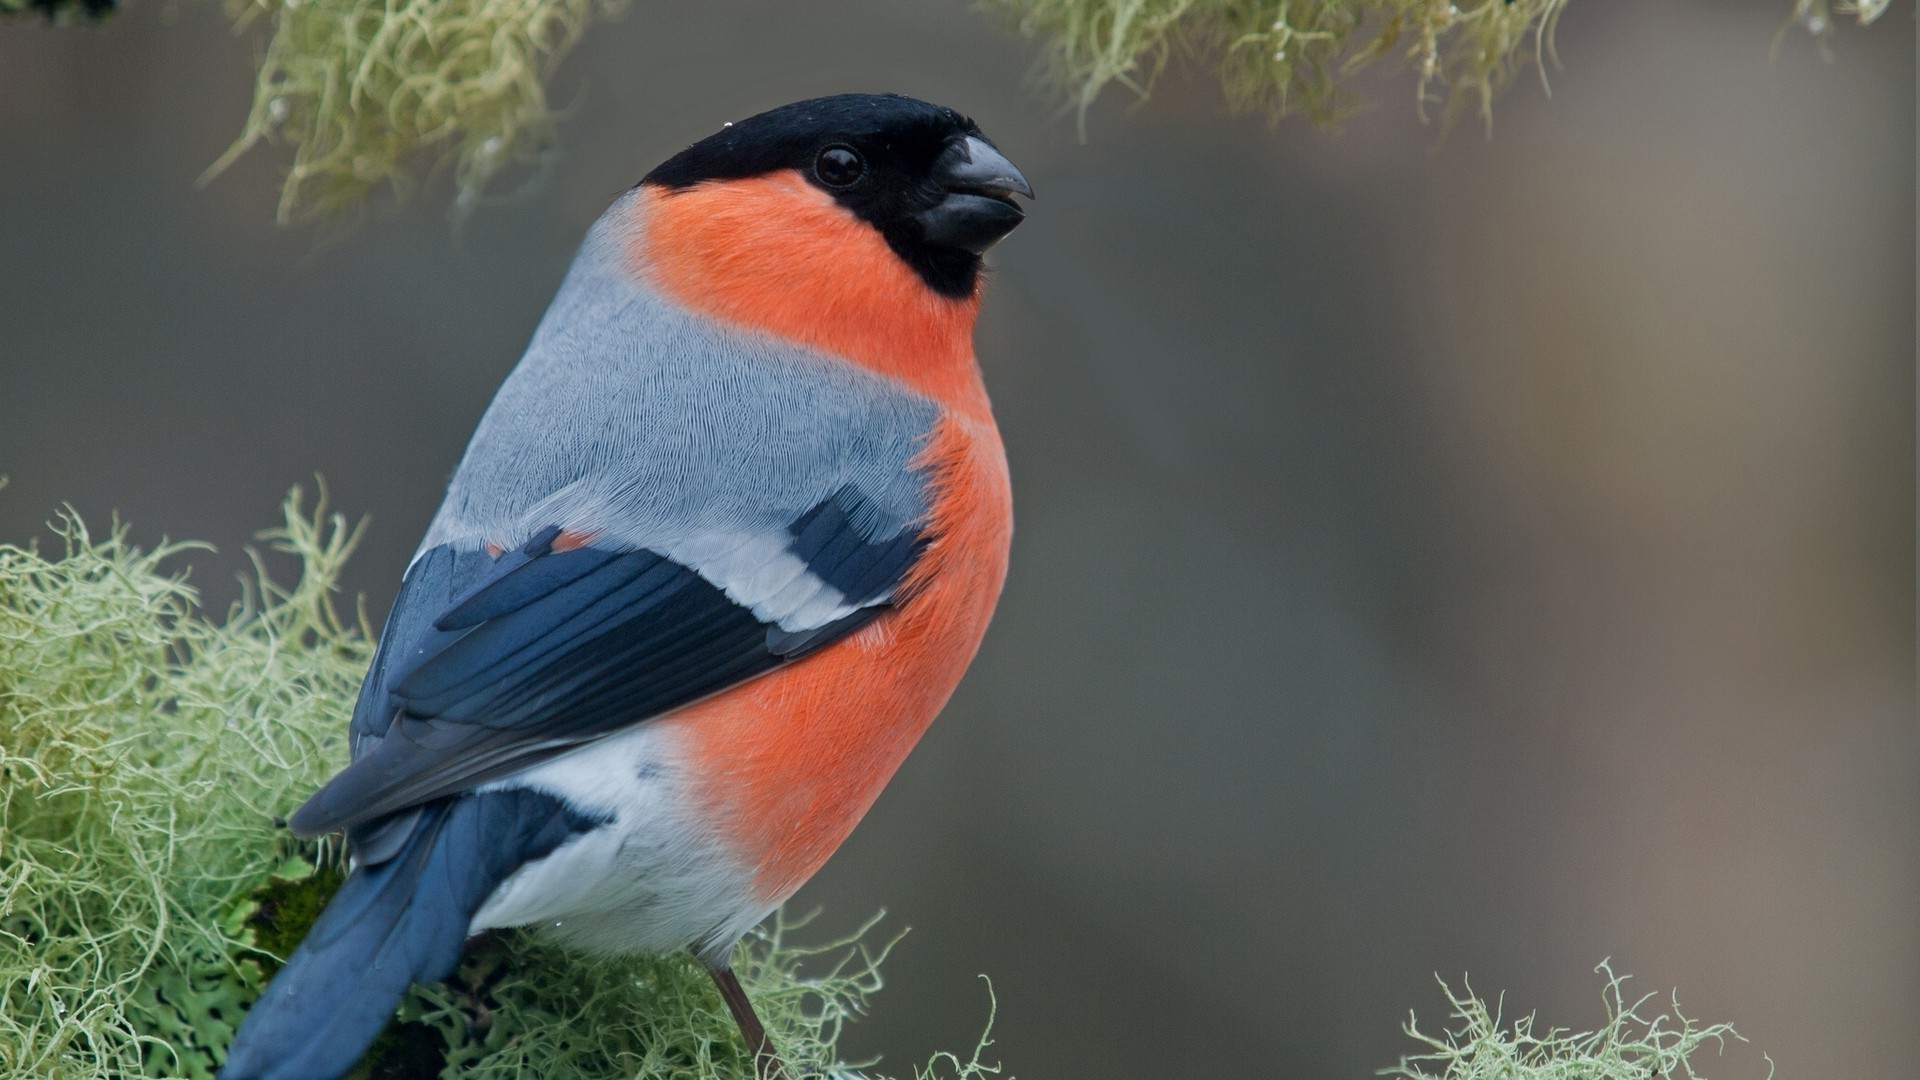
{"left": 708, "top": 965, "right": 791, "bottom": 1080}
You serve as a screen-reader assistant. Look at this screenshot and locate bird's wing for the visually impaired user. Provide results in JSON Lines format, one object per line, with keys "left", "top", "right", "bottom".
{"left": 291, "top": 483, "right": 929, "bottom": 841}
{"left": 289, "top": 249, "right": 946, "bottom": 843}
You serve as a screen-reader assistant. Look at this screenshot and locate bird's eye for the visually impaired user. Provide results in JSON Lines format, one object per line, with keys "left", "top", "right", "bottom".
{"left": 814, "top": 145, "right": 865, "bottom": 188}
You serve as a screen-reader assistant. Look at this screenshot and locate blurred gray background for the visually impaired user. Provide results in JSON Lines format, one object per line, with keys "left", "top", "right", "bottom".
{"left": 1, "top": 1, "right": 1911, "bottom": 1076}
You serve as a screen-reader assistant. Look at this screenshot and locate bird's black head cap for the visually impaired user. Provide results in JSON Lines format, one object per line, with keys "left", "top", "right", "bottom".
{"left": 642, "top": 94, "right": 1032, "bottom": 299}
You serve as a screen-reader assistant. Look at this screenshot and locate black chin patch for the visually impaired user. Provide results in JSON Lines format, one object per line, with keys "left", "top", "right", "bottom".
{"left": 877, "top": 226, "right": 984, "bottom": 300}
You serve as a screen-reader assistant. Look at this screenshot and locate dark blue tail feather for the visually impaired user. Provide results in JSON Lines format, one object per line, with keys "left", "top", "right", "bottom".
{"left": 219, "top": 789, "right": 601, "bottom": 1080}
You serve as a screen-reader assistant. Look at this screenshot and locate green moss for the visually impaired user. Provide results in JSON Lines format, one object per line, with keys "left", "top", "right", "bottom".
{"left": 0, "top": 490, "right": 998, "bottom": 1079}
{"left": 243, "top": 856, "right": 346, "bottom": 977}
{"left": 1383, "top": 960, "right": 1769, "bottom": 1080}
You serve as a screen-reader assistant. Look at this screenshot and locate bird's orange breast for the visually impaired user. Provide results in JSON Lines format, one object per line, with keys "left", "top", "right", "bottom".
{"left": 624, "top": 171, "right": 1012, "bottom": 901}
{"left": 667, "top": 411, "right": 1010, "bottom": 903}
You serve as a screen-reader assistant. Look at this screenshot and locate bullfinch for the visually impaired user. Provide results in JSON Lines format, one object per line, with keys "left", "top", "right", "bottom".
{"left": 217, "top": 93, "right": 1031, "bottom": 1080}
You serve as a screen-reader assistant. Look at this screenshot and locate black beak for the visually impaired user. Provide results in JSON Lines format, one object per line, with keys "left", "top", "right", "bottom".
{"left": 916, "top": 136, "right": 1034, "bottom": 254}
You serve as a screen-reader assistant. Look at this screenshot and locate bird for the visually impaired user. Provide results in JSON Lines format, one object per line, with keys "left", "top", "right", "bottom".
{"left": 218, "top": 93, "right": 1031, "bottom": 1080}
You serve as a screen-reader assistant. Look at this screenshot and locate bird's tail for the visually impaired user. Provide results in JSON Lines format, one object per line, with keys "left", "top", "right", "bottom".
{"left": 219, "top": 788, "right": 600, "bottom": 1080}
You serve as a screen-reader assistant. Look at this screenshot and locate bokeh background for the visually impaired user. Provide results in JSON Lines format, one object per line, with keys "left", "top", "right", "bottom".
{"left": 1, "top": 1, "right": 1911, "bottom": 1076}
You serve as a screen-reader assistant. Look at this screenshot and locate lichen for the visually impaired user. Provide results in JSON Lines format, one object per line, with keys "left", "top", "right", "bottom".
{"left": 1383, "top": 960, "right": 1770, "bottom": 1080}
{"left": 0, "top": 490, "right": 997, "bottom": 1078}
{"left": 989, "top": 0, "right": 1572, "bottom": 132}
{"left": 203, "top": 0, "right": 628, "bottom": 226}
{"left": 1780, "top": 0, "right": 1897, "bottom": 59}
{"left": 1789, "top": 0, "right": 1895, "bottom": 38}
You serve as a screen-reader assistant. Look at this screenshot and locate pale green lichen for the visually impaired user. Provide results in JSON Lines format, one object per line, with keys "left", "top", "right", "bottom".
{"left": 1780, "top": 0, "right": 1898, "bottom": 60}
{"left": 0, "top": 495, "right": 361, "bottom": 1078}
{"left": 989, "top": 0, "right": 1571, "bottom": 131}
{"left": 0, "top": 491, "right": 996, "bottom": 1079}
{"left": 204, "top": 0, "right": 628, "bottom": 226}
{"left": 188, "top": 0, "right": 1903, "bottom": 221}
{"left": 1383, "top": 960, "right": 1770, "bottom": 1080}
{"left": 1790, "top": 0, "right": 1895, "bottom": 36}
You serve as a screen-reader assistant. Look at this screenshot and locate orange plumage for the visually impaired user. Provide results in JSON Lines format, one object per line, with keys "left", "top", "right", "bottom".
{"left": 634, "top": 177, "right": 994, "bottom": 420}
{"left": 632, "top": 175, "right": 1013, "bottom": 901}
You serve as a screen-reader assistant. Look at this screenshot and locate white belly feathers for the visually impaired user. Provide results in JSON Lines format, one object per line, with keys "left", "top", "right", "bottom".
{"left": 467, "top": 722, "right": 771, "bottom": 963}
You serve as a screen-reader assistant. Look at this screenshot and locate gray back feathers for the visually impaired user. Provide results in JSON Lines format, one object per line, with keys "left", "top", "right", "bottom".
{"left": 421, "top": 196, "right": 941, "bottom": 569}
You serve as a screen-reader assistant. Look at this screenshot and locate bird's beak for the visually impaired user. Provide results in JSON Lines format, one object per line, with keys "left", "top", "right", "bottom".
{"left": 916, "top": 135, "right": 1034, "bottom": 254}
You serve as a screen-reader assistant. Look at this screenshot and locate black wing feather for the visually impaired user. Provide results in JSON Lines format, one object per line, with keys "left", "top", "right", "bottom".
{"left": 292, "top": 491, "right": 925, "bottom": 842}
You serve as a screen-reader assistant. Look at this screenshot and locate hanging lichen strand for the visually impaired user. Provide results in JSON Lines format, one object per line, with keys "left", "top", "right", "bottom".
{"left": 161, "top": 0, "right": 1896, "bottom": 223}
{"left": 205, "top": 0, "right": 627, "bottom": 225}
{"left": 1788, "top": 0, "right": 1896, "bottom": 46}
{"left": 990, "top": 0, "right": 1572, "bottom": 130}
